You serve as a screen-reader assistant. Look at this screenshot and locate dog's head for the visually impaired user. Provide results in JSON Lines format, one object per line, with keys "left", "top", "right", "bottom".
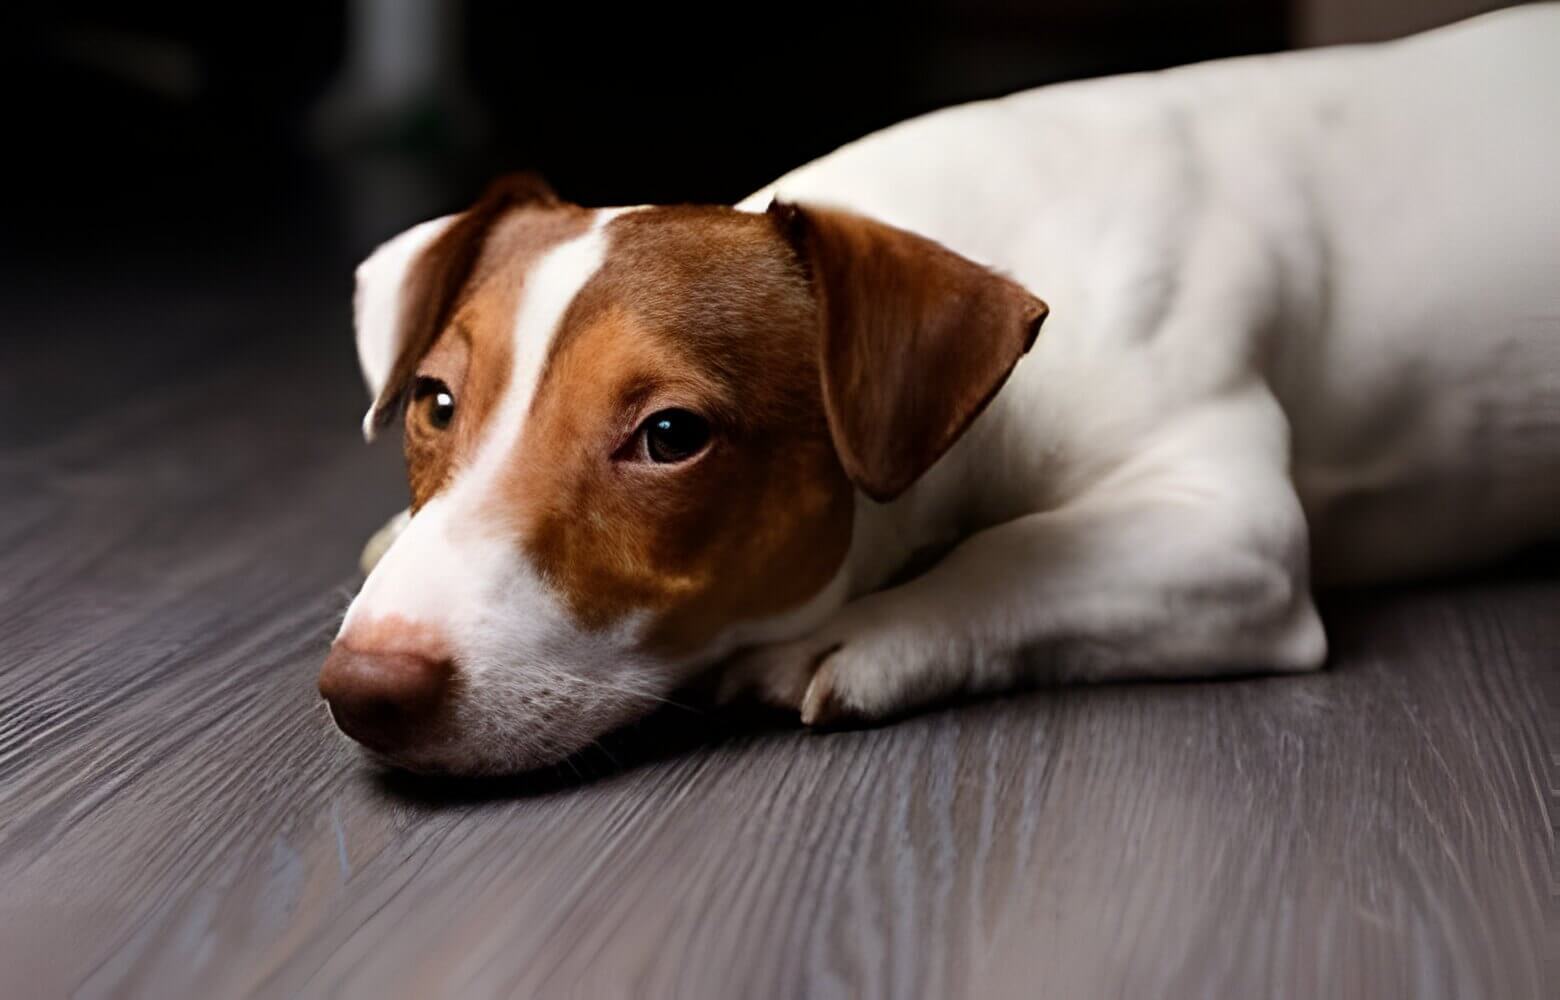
{"left": 320, "top": 175, "right": 1045, "bottom": 774}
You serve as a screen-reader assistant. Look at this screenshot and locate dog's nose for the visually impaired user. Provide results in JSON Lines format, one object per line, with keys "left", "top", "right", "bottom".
{"left": 318, "top": 645, "right": 452, "bottom": 752}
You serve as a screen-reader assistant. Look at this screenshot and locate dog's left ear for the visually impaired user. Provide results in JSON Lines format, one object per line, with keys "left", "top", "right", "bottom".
{"left": 770, "top": 200, "right": 1047, "bottom": 501}
{"left": 353, "top": 172, "right": 560, "bottom": 440}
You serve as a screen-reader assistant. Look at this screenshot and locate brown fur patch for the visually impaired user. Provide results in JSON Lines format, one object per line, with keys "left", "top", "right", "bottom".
{"left": 511, "top": 207, "right": 855, "bottom": 655}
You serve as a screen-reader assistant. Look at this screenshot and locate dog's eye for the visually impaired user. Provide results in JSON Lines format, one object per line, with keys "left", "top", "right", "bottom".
{"left": 640, "top": 409, "right": 710, "bottom": 464}
{"left": 412, "top": 376, "right": 455, "bottom": 431}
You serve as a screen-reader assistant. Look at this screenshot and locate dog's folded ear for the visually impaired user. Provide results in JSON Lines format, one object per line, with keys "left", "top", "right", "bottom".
{"left": 353, "top": 171, "right": 560, "bottom": 440}
{"left": 769, "top": 200, "right": 1047, "bottom": 502}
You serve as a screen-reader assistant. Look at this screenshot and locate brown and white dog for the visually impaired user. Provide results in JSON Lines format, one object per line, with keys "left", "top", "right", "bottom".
{"left": 320, "top": 8, "right": 1560, "bottom": 775}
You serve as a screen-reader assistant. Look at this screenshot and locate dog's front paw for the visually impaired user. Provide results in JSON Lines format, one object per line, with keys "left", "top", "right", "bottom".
{"left": 715, "top": 638, "right": 826, "bottom": 714}
{"left": 719, "top": 596, "right": 974, "bottom": 728}
{"left": 798, "top": 622, "right": 972, "bottom": 727}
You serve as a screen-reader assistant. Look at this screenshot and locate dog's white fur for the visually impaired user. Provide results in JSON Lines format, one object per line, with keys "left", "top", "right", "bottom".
{"left": 345, "top": 7, "right": 1559, "bottom": 769}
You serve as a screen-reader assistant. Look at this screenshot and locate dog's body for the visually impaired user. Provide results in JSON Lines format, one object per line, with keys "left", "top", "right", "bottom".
{"left": 745, "top": 8, "right": 1560, "bottom": 586}
{"left": 323, "top": 7, "right": 1560, "bottom": 774}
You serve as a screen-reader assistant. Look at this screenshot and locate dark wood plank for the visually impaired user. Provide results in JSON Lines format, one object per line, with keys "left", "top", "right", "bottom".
{"left": 1, "top": 263, "right": 1552, "bottom": 999}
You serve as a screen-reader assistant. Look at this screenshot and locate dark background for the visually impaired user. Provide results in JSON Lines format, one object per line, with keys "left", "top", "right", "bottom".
{"left": 4, "top": 1, "right": 1301, "bottom": 287}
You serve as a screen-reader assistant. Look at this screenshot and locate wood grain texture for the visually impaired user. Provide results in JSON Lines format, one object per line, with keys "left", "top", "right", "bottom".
{"left": 1, "top": 253, "right": 1554, "bottom": 1000}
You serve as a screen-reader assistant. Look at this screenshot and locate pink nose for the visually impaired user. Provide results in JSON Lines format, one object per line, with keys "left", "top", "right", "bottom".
{"left": 318, "top": 645, "right": 453, "bottom": 753}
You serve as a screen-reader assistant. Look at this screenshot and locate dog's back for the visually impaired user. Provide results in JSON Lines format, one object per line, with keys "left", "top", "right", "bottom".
{"left": 745, "top": 5, "right": 1560, "bottom": 583}
{"left": 1255, "top": 7, "right": 1560, "bottom": 580}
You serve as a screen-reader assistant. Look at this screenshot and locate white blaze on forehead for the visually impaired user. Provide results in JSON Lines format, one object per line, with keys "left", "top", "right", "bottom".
{"left": 340, "top": 211, "right": 627, "bottom": 654}
{"left": 457, "top": 209, "right": 628, "bottom": 501}
{"left": 353, "top": 215, "right": 457, "bottom": 439}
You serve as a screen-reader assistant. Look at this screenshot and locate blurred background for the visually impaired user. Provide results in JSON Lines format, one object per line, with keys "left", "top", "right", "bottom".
{"left": 3, "top": 1, "right": 1516, "bottom": 289}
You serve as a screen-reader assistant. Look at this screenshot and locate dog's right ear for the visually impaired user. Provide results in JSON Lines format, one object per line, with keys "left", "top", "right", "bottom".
{"left": 353, "top": 172, "right": 559, "bottom": 440}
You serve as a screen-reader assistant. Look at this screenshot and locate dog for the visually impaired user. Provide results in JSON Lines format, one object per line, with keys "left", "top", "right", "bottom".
{"left": 320, "top": 7, "right": 1560, "bottom": 775}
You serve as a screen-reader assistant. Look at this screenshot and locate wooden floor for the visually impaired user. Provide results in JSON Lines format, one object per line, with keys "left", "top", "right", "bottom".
{"left": 2, "top": 217, "right": 1554, "bottom": 1000}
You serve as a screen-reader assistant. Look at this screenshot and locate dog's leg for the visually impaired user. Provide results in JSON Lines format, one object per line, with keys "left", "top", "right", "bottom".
{"left": 360, "top": 508, "right": 411, "bottom": 574}
{"left": 724, "top": 390, "right": 1327, "bottom": 725}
